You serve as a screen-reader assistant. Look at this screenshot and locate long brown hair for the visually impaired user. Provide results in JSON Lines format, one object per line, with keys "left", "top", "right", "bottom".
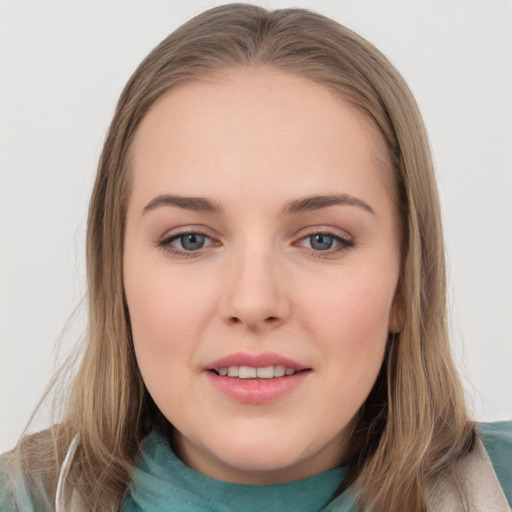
{"left": 12, "top": 4, "right": 475, "bottom": 510}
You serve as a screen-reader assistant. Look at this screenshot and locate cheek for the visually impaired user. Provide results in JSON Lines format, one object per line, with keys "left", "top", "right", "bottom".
{"left": 124, "top": 262, "right": 216, "bottom": 399}
{"left": 124, "top": 265, "right": 219, "bottom": 426}
{"left": 299, "top": 267, "right": 394, "bottom": 386}
{"left": 303, "top": 272, "right": 394, "bottom": 342}
{"left": 126, "top": 262, "right": 212, "bottom": 349}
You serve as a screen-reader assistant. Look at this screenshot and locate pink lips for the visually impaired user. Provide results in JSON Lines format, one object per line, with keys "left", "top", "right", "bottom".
{"left": 204, "top": 352, "right": 311, "bottom": 404}
{"left": 206, "top": 352, "right": 309, "bottom": 372}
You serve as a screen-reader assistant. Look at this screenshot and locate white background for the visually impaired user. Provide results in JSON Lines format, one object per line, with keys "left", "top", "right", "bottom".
{"left": 1, "top": 0, "right": 511, "bottom": 453}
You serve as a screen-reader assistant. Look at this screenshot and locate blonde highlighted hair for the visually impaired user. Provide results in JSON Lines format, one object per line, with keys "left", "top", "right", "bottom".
{"left": 11, "top": 4, "right": 475, "bottom": 511}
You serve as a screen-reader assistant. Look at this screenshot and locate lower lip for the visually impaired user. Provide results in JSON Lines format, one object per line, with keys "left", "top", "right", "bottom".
{"left": 205, "top": 371, "right": 310, "bottom": 403}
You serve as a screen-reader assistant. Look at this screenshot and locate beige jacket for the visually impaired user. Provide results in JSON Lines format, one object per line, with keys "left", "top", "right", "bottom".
{"left": 426, "top": 438, "right": 510, "bottom": 511}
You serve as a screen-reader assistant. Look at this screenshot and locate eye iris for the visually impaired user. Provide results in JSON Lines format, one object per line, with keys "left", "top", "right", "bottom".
{"left": 181, "top": 234, "right": 205, "bottom": 250}
{"left": 310, "top": 234, "right": 333, "bottom": 250}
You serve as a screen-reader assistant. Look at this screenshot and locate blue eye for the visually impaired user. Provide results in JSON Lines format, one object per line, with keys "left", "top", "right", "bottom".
{"left": 297, "top": 231, "right": 354, "bottom": 256}
{"left": 309, "top": 234, "right": 334, "bottom": 251}
{"left": 158, "top": 231, "right": 214, "bottom": 256}
{"left": 179, "top": 233, "right": 206, "bottom": 251}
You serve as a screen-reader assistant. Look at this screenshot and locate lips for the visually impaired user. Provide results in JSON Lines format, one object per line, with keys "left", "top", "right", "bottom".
{"left": 204, "top": 352, "right": 312, "bottom": 403}
{"left": 206, "top": 352, "right": 310, "bottom": 373}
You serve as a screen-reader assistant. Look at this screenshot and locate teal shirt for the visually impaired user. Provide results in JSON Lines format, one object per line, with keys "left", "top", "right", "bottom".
{"left": 120, "top": 431, "right": 354, "bottom": 512}
{"left": 1, "top": 422, "right": 511, "bottom": 511}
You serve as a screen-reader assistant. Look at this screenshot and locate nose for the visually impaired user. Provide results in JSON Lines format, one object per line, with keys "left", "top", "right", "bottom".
{"left": 219, "top": 245, "right": 291, "bottom": 332}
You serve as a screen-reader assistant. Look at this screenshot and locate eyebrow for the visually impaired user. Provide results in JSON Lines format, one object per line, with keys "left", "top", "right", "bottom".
{"left": 142, "top": 193, "right": 375, "bottom": 216}
{"left": 143, "top": 194, "right": 223, "bottom": 215}
{"left": 281, "top": 194, "right": 375, "bottom": 216}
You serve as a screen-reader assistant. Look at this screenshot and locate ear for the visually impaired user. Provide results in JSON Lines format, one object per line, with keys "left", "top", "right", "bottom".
{"left": 388, "top": 285, "right": 405, "bottom": 333}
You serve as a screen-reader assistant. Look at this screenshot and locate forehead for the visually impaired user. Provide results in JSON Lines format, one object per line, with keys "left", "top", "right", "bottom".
{"left": 129, "top": 67, "right": 392, "bottom": 209}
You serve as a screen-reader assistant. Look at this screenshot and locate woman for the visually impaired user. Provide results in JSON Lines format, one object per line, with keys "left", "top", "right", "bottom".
{"left": 1, "top": 4, "right": 510, "bottom": 511}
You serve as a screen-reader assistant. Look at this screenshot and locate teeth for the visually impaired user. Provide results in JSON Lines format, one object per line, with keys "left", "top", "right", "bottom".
{"left": 227, "top": 366, "right": 239, "bottom": 377}
{"left": 256, "top": 366, "right": 274, "bottom": 379}
{"left": 217, "top": 365, "right": 297, "bottom": 379}
{"left": 274, "top": 365, "right": 286, "bottom": 377}
{"left": 239, "top": 366, "right": 257, "bottom": 378}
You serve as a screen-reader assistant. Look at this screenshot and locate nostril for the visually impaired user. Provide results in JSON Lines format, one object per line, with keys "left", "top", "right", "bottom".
{"left": 226, "top": 314, "right": 283, "bottom": 329}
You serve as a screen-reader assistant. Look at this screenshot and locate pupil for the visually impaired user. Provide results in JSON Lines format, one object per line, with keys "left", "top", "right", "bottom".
{"left": 181, "top": 234, "right": 205, "bottom": 250}
{"left": 310, "top": 234, "right": 333, "bottom": 251}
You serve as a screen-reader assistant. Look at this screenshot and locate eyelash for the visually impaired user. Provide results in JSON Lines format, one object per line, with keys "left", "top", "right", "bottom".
{"left": 157, "top": 229, "right": 355, "bottom": 259}
{"left": 297, "top": 230, "right": 355, "bottom": 258}
{"left": 157, "top": 229, "right": 216, "bottom": 259}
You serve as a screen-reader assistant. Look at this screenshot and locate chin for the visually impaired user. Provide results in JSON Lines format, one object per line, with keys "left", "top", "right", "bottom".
{"left": 173, "top": 411, "right": 350, "bottom": 483}
{"left": 205, "top": 429, "right": 337, "bottom": 484}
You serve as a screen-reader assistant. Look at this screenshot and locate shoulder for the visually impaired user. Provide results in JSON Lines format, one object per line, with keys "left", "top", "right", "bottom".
{"left": 0, "top": 427, "right": 70, "bottom": 512}
{"left": 0, "top": 450, "right": 39, "bottom": 512}
{"left": 0, "top": 449, "right": 56, "bottom": 512}
{"left": 479, "top": 421, "right": 512, "bottom": 506}
{"left": 0, "top": 455, "right": 17, "bottom": 512}
{"left": 426, "top": 422, "right": 511, "bottom": 511}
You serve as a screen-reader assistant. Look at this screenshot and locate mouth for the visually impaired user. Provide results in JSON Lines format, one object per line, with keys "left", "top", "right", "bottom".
{"left": 204, "top": 353, "right": 312, "bottom": 403}
{"left": 210, "top": 365, "right": 309, "bottom": 379}
{"left": 206, "top": 352, "right": 311, "bottom": 378}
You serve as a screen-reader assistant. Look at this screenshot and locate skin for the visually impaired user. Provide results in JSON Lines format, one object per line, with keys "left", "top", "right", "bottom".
{"left": 123, "top": 67, "right": 402, "bottom": 485}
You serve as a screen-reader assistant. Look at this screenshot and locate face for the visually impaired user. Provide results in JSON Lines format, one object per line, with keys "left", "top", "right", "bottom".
{"left": 124, "top": 68, "right": 402, "bottom": 484}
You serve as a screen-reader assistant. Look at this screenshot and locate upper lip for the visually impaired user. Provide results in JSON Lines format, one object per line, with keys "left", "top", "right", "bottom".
{"left": 206, "top": 352, "right": 310, "bottom": 372}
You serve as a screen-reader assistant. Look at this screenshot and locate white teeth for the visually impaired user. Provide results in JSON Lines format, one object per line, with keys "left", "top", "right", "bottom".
{"left": 227, "top": 366, "right": 239, "bottom": 377}
{"left": 256, "top": 366, "right": 274, "bottom": 379}
{"left": 239, "top": 366, "right": 257, "bottom": 379}
{"left": 217, "top": 365, "right": 297, "bottom": 379}
{"left": 274, "top": 365, "right": 286, "bottom": 377}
